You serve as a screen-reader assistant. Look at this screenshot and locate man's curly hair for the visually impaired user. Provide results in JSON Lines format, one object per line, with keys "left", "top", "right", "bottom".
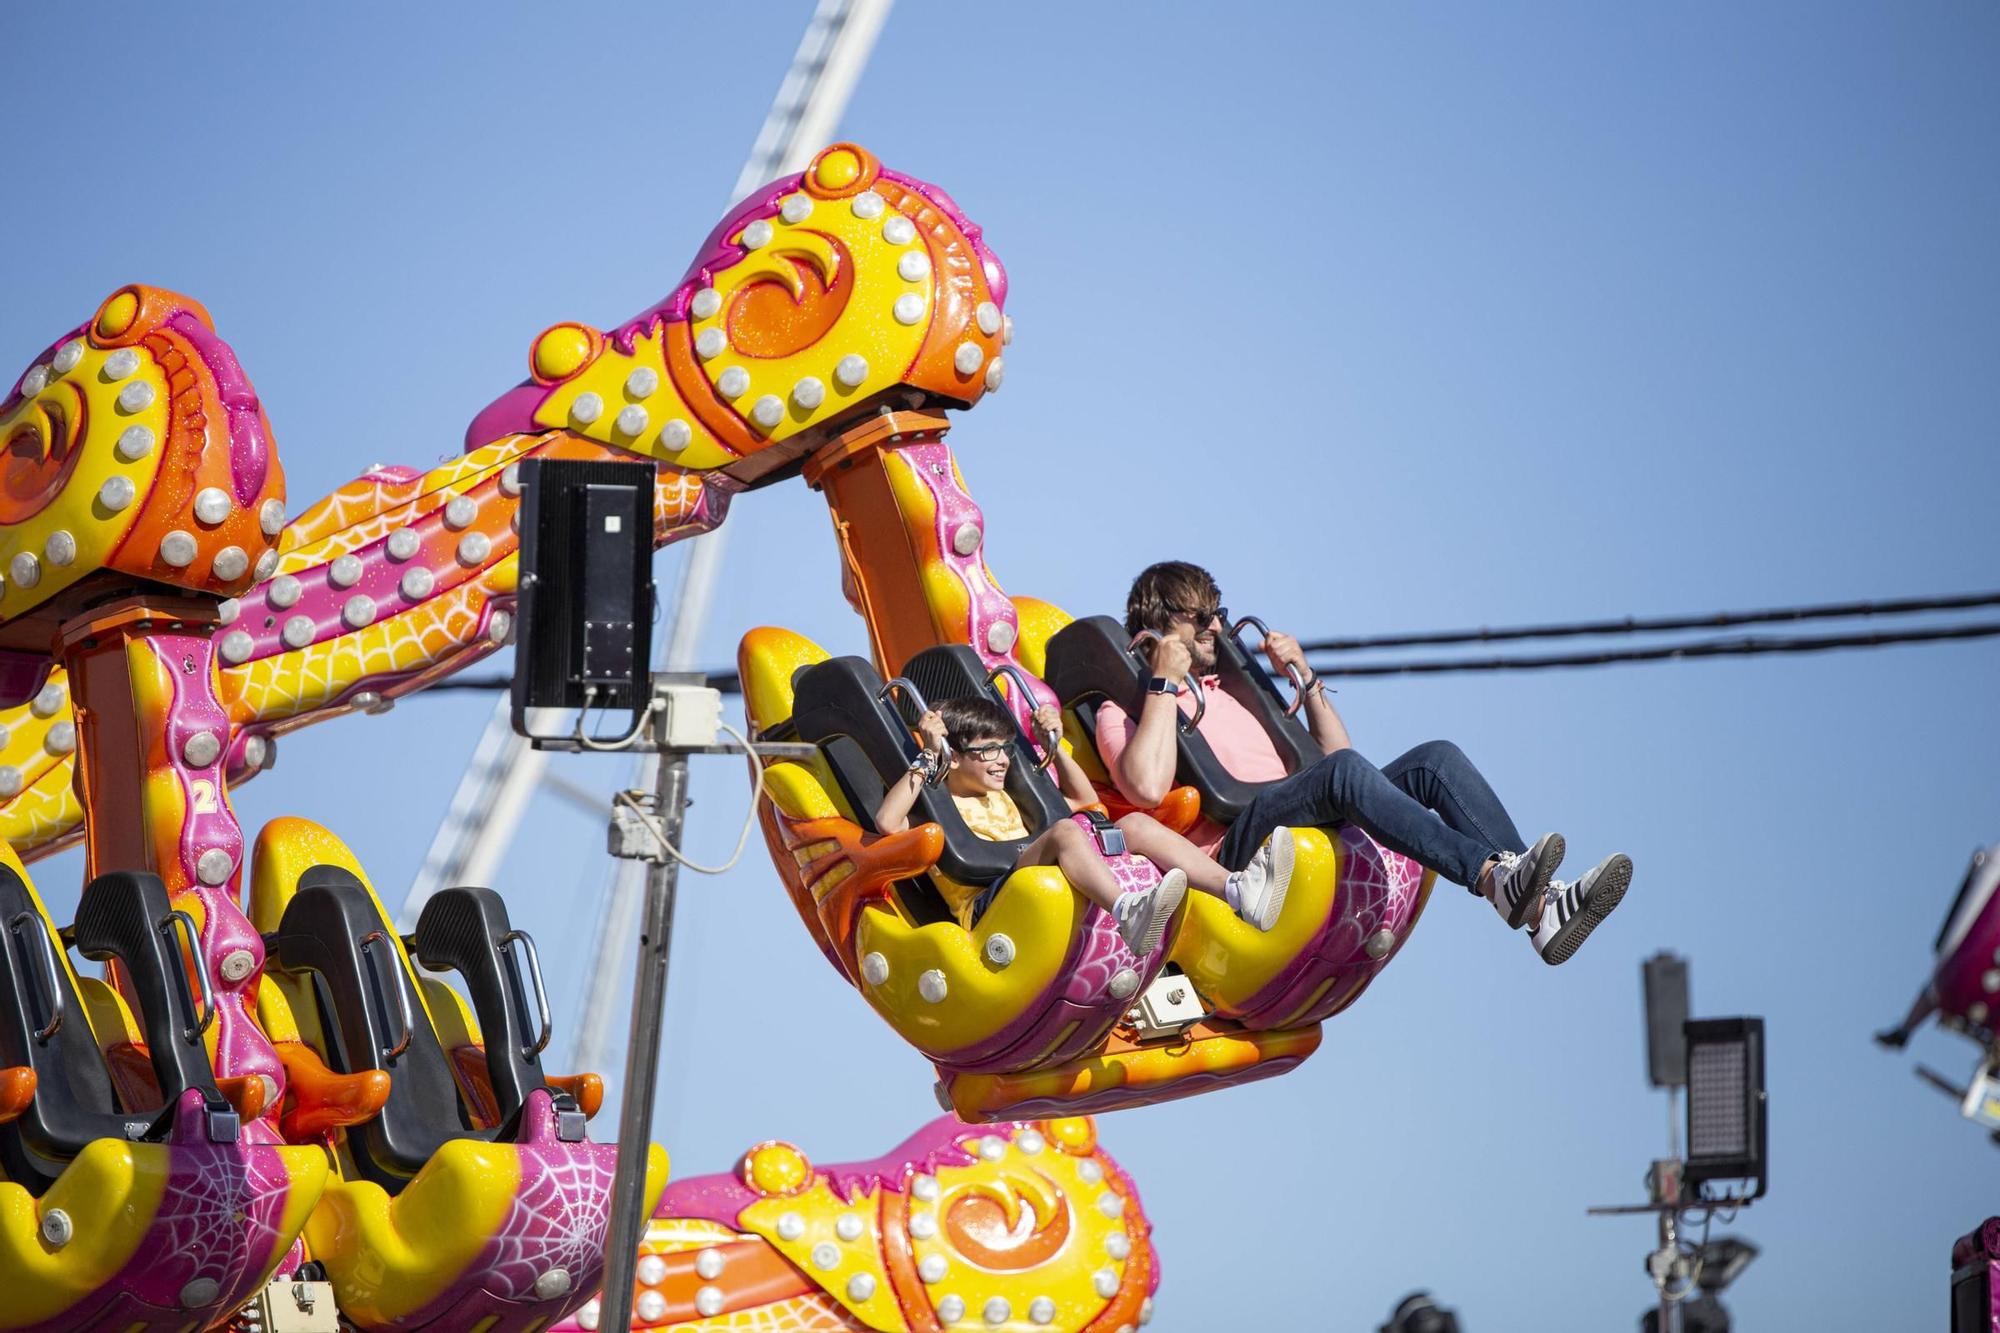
{"left": 1124, "top": 560, "right": 1221, "bottom": 637}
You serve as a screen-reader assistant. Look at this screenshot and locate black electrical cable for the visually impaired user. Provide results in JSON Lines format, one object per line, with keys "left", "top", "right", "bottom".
{"left": 412, "top": 595, "right": 2000, "bottom": 696}
{"left": 1308, "top": 619, "right": 2000, "bottom": 678}
{"left": 1298, "top": 589, "right": 2000, "bottom": 653}
{"left": 420, "top": 670, "right": 744, "bottom": 693}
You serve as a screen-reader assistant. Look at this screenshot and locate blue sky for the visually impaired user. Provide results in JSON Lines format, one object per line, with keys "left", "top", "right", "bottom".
{"left": 6, "top": 3, "right": 1997, "bottom": 1327}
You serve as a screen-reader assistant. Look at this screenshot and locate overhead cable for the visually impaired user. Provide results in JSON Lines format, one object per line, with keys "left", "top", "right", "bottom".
{"left": 1299, "top": 589, "right": 2000, "bottom": 653}
{"left": 417, "top": 591, "right": 2000, "bottom": 696}
{"left": 1309, "top": 619, "right": 2000, "bottom": 678}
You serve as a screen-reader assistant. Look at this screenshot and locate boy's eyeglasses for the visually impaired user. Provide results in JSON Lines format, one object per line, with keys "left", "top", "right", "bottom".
{"left": 1164, "top": 601, "right": 1227, "bottom": 627}
{"left": 957, "top": 742, "right": 1012, "bottom": 762}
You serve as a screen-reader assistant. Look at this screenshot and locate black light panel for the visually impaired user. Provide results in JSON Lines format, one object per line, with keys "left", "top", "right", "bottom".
{"left": 1684, "top": 1016, "right": 1767, "bottom": 1197}
{"left": 511, "top": 458, "right": 656, "bottom": 733}
{"left": 1643, "top": 951, "right": 1690, "bottom": 1088}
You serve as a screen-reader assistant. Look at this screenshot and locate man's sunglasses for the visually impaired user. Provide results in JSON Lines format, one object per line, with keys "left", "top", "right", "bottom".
{"left": 1163, "top": 601, "right": 1228, "bottom": 627}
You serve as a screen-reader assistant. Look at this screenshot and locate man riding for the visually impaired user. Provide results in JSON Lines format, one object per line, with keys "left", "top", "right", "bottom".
{"left": 1091, "top": 561, "right": 1633, "bottom": 964}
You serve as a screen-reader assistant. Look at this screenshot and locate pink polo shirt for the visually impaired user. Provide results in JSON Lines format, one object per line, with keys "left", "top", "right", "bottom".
{"left": 1094, "top": 678, "right": 1288, "bottom": 854}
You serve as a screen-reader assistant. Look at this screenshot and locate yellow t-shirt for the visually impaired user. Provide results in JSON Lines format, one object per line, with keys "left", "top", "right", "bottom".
{"left": 952, "top": 789, "right": 1029, "bottom": 842}
{"left": 939, "top": 789, "right": 1031, "bottom": 929}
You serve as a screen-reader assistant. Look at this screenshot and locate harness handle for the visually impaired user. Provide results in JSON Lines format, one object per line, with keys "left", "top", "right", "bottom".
{"left": 161, "top": 910, "right": 215, "bottom": 1043}
{"left": 8, "top": 911, "right": 64, "bottom": 1043}
{"left": 359, "top": 929, "right": 414, "bottom": 1061}
{"left": 1231, "top": 615, "right": 1309, "bottom": 717}
{"left": 1128, "top": 630, "right": 1204, "bottom": 733}
{"left": 986, "top": 665, "right": 1060, "bottom": 771}
{"left": 881, "top": 676, "right": 949, "bottom": 784}
{"left": 501, "top": 929, "right": 554, "bottom": 1060}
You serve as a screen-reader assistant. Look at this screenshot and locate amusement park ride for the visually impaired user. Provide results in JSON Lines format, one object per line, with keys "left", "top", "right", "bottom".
{"left": 1875, "top": 845, "right": 2000, "bottom": 1329}
{"left": 0, "top": 135, "right": 1320, "bottom": 1330}
{"left": 0, "top": 43, "right": 1985, "bottom": 1327}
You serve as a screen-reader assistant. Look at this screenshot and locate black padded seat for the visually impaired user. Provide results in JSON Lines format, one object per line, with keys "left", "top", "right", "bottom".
{"left": 791, "top": 648, "right": 1071, "bottom": 887}
{"left": 1044, "top": 615, "right": 1321, "bottom": 824}
{"left": 0, "top": 869, "right": 236, "bottom": 1194}
{"left": 272, "top": 873, "right": 578, "bottom": 1192}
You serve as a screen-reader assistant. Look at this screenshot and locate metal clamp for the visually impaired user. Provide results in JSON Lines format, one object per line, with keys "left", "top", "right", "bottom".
{"left": 359, "top": 930, "right": 413, "bottom": 1061}
{"left": 1231, "top": 615, "right": 1310, "bottom": 716}
{"left": 501, "top": 929, "right": 554, "bottom": 1059}
{"left": 986, "top": 664, "right": 1059, "bottom": 770}
{"left": 9, "top": 911, "right": 64, "bottom": 1042}
{"left": 1128, "top": 631, "right": 1204, "bottom": 732}
{"left": 160, "top": 910, "right": 214, "bottom": 1042}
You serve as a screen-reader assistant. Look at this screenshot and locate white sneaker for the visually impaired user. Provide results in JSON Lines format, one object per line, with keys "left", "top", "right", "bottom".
{"left": 1529, "top": 853, "right": 1632, "bottom": 965}
{"left": 1483, "top": 832, "right": 1565, "bottom": 929}
{"left": 1225, "top": 828, "right": 1295, "bottom": 931}
{"left": 1114, "top": 869, "right": 1188, "bottom": 954}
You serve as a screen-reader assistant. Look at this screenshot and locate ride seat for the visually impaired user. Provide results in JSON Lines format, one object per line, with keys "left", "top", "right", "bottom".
{"left": 270, "top": 872, "right": 580, "bottom": 1190}
{"left": 790, "top": 647, "right": 1072, "bottom": 889}
{"left": 0, "top": 868, "right": 237, "bottom": 1194}
{"left": 1044, "top": 615, "right": 1319, "bottom": 823}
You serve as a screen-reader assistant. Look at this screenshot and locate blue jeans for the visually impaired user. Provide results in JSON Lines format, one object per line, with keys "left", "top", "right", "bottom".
{"left": 1214, "top": 740, "right": 1526, "bottom": 889}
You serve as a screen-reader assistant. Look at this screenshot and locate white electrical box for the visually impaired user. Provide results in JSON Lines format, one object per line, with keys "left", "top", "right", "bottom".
{"left": 1130, "top": 971, "right": 1208, "bottom": 1041}
{"left": 248, "top": 1279, "right": 340, "bottom": 1332}
{"left": 608, "top": 798, "right": 665, "bottom": 863}
{"left": 656, "top": 683, "right": 723, "bottom": 748}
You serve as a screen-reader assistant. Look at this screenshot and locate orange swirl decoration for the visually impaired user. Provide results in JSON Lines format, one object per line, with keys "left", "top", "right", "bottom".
{"left": 565, "top": 1117, "right": 1158, "bottom": 1332}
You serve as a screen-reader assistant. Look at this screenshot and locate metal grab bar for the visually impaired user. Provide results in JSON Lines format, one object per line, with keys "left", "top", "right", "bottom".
{"left": 985, "top": 664, "right": 1059, "bottom": 770}
{"left": 9, "top": 911, "right": 64, "bottom": 1042}
{"left": 1231, "top": 615, "right": 1310, "bottom": 717}
{"left": 501, "top": 929, "right": 554, "bottom": 1059}
{"left": 878, "top": 676, "right": 932, "bottom": 720}
{"left": 881, "top": 676, "right": 949, "bottom": 783}
{"left": 1127, "top": 630, "right": 1204, "bottom": 732}
{"left": 359, "top": 930, "right": 414, "bottom": 1061}
{"left": 160, "top": 910, "right": 215, "bottom": 1042}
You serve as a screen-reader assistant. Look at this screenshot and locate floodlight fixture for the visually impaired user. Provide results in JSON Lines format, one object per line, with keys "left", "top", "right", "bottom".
{"left": 1694, "top": 1236, "right": 1758, "bottom": 1294}
{"left": 1643, "top": 951, "right": 1690, "bottom": 1089}
{"left": 1379, "top": 1291, "right": 1461, "bottom": 1333}
{"left": 511, "top": 458, "right": 657, "bottom": 744}
{"left": 1683, "top": 1017, "right": 1768, "bottom": 1198}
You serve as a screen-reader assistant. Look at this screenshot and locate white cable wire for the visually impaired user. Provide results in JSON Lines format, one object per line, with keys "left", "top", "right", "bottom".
{"left": 610, "top": 720, "right": 768, "bottom": 874}
{"left": 573, "top": 686, "right": 662, "bottom": 753}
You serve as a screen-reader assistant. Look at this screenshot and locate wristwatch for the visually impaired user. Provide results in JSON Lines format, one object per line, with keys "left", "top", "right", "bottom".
{"left": 1146, "top": 676, "right": 1181, "bottom": 696}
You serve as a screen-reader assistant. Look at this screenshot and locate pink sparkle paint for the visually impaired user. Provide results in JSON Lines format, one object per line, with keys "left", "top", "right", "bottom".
{"left": 895, "top": 439, "right": 1051, "bottom": 729}
{"left": 156, "top": 634, "right": 286, "bottom": 1114}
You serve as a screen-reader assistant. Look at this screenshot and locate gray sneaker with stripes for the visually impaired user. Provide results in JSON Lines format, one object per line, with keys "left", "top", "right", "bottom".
{"left": 1529, "top": 853, "right": 1634, "bottom": 964}
{"left": 1483, "top": 832, "right": 1565, "bottom": 929}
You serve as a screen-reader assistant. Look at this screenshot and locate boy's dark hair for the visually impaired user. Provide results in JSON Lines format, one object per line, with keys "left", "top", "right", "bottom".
{"left": 937, "top": 696, "right": 1016, "bottom": 749}
{"left": 1125, "top": 560, "right": 1221, "bottom": 637}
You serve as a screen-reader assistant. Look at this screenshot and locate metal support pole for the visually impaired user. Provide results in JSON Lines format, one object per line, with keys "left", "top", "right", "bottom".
{"left": 595, "top": 751, "right": 689, "bottom": 1333}
{"left": 1656, "top": 1208, "right": 1678, "bottom": 1333}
